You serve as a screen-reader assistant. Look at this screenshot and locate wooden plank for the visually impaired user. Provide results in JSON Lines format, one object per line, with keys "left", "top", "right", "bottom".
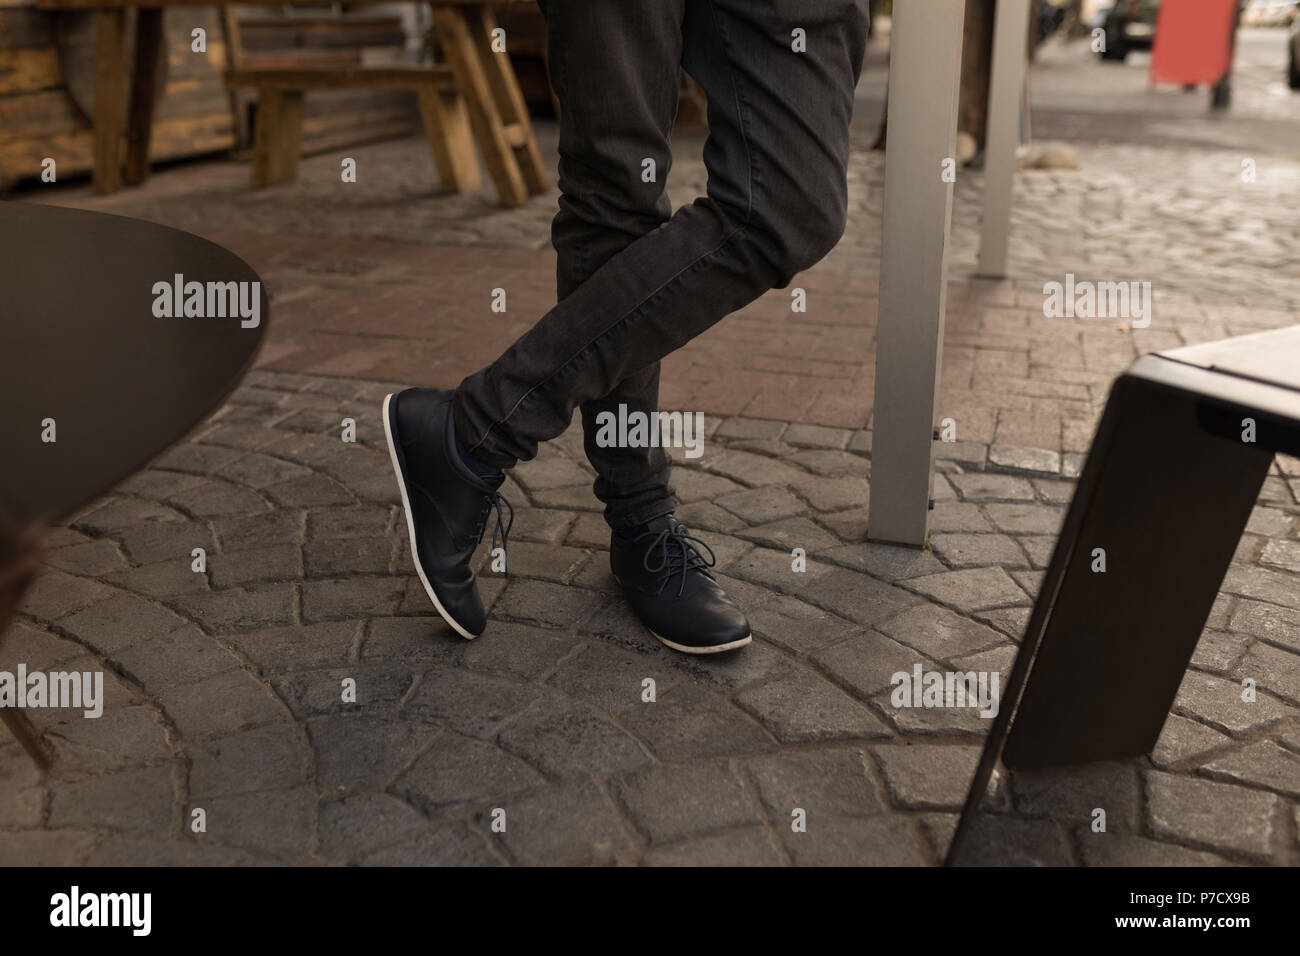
{"left": 418, "top": 83, "right": 480, "bottom": 193}
{"left": 91, "top": 6, "right": 125, "bottom": 193}
{"left": 0, "top": 9, "right": 57, "bottom": 50}
{"left": 0, "top": 88, "right": 84, "bottom": 141}
{"left": 227, "top": 64, "right": 456, "bottom": 90}
{"left": 0, "top": 47, "right": 62, "bottom": 94}
{"left": 429, "top": 4, "right": 526, "bottom": 206}
{"left": 123, "top": 4, "right": 163, "bottom": 184}
{"left": 464, "top": 4, "right": 545, "bottom": 194}
{"left": 251, "top": 85, "right": 303, "bottom": 186}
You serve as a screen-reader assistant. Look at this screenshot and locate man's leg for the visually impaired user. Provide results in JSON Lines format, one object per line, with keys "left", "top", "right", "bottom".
{"left": 539, "top": 0, "right": 685, "bottom": 533}
{"left": 452, "top": 0, "right": 869, "bottom": 472}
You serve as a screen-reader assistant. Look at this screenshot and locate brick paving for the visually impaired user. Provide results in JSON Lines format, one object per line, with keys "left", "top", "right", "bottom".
{"left": 4, "top": 29, "right": 1300, "bottom": 865}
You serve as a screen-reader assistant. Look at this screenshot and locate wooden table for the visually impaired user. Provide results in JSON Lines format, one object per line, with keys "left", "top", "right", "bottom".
{"left": 33, "top": 0, "right": 547, "bottom": 203}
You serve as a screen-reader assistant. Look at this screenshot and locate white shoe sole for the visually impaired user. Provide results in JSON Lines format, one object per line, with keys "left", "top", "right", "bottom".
{"left": 612, "top": 572, "right": 752, "bottom": 654}
{"left": 382, "top": 393, "right": 477, "bottom": 641}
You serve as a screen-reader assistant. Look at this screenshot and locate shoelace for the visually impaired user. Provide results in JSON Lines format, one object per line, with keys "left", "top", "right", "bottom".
{"left": 637, "top": 522, "right": 717, "bottom": 597}
{"left": 475, "top": 490, "right": 514, "bottom": 562}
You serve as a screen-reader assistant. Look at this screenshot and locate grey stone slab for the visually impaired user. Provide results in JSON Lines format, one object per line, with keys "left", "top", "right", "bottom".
{"left": 877, "top": 603, "right": 1006, "bottom": 660}
{"left": 461, "top": 621, "right": 579, "bottom": 681}
{"left": 48, "top": 766, "right": 174, "bottom": 836}
{"left": 318, "top": 792, "right": 429, "bottom": 862}
{"left": 104, "top": 559, "right": 210, "bottom": 598}
{"left": 1145, "top": 771, "right": 1279, "bottom": 862}
{"left": 546, "top": 642, "right": 679, "bottom": 713}
{"left": 490, "top": 579, "right": 604, "bottom": 629}
{"left": 18, "top": 568, "right": 117, "bottom": 621}
{"left": 746, "top": 592, "right": 858, "bottom": 655}
{"left": 0, "top": 830, "right": 98, "bottom": 866}
{"left": 716, "top": 486, "right": 806, "bottom": 525}
{"left": 781, "top": 815, "right": 928, "bottom": 866}
{"left": 189, "top": 724, "right": 308, "bottom": 797}
{"left": 43, "top": 539, "right": 128, "bottom": 576}
{"left": 735, "top": 668, "right": 891, "bottom": 744}
{"left": 200, "top": 786, "right": 315, "bottom": 858}
{"left": 309, "top": 716, "right": 442, "bottom": 794}
{"left": 872, "top": 744, "right": 981, "bottom": 811}
{"left": 227, "top": 619, "right": 359, "bottom": 673}
{"left": 404, "top": 668, "right": 540, "bottom": 739}
{"left": 738, "top": 516, "right": 840, "bottom": 554}
{"left": 394, "top": 734, "right": 545, "bottom": 813}
{"left": 904, "top": 567, "right": 1029, "bottom": 613}
{"left": 60, "top": 591, "right": 186, "bottom": 654}
{"left": 114, "top": 624, "right": 240, "bottom": 692}
{"left": 300, "top": 576, "right": 404, "bottom": 622}
{"left": 930, "top": 533, "right": 1028, "bottom": 569}
{"left": 948, "top": 473, "right": 1036, "bottom": 502}
{"left": 813, "top": 630, "right": 934, "bottom": 698}
{"left": 988, "top": 444, "right": 1061, "bottom": 475}
{"left": 948, "top": 814, "right": 1071, "bottom": 866}
{"left": 642, "top": 826, "right": 783, "bottom": 866}
{"left": 356, "top": 822, "right": 503, "bottom": 866}
{"left": 820, "top": 541, "right": 947, "bottom": 581}
{"left": 1173, "top": 669, "right": 1291, "bottom": 735}
{"left": 1078, "top": 834, "right": 1233, "bottom": 867}
{"left": 41, "top": 704, "right": 171, "bottom": 775}
{"left": 160, "top": 669, "right": 288, "bottom": 738}
{"left": 1151, "top": 714, "right": 1232, "bottom": 769}
{"left": 613, "top": 759, "right": 759, "bottom": 845}
{"left": 483, "top": 779, "right": 640, "bottom": 866}
{"left": 362, "top": 616, "right": 464, "bottom": 664}
{"left": 615, "top": 683, "right": 775, "bottom": 760}
{"left": 1221, "top": 565, "right": 1300, "bottom": 611}
{"left": 1228, "top": 598, "right": 1300, "bottom": 652}
{"left": 1011, "top": 762, "right": 1141, "bottom": 832}
{"left": 1238, "top": 642, "right": 1300, "bottom": 705}
{"left": 171, "top": 582, "right": 297, "bottom": 632}
{"left": 275, "top": 663, "right": 414, "bottom": 719}
{"left": 745, "top": 747, "right": 883, "bottom": 818}
{"left": 984, "top": 502, "right": 1065, "bottom": 535}
{"left": 213, "top": 510, "right": 304, "bottom": 553}
{"left": 1202, "top": 740, "right": 1300, "bottom": 797}
{"left": 928, "top": 501, "right": 994, "bottom": 533}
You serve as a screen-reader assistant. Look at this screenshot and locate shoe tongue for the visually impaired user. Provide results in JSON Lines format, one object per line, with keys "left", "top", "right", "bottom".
{"left": 644, "top": 514, "right": 678, "bottom": 534}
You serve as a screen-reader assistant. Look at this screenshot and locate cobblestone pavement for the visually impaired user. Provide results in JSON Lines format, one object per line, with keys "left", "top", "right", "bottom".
{"left": 4, "top": 371, "right": 1299, "bottom": 865}
{"left": 5, "top": 27, "right": 1300, "bottom": 866}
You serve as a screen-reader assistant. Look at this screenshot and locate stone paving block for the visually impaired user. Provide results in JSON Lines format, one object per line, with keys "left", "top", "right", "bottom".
{"left": 930, "top": 533, "right": 1028, "bottom": 569}
{"left": 984, "top": 502, "right": 1065, "bottom": 535}
{"left": 213, "top": 510, "right": 303, "bottom": 553}
{"left": 988, "top": 444, "right": 1061, "bottom": 475}
{"left": 1246, "top": 505, "right": 1294, "bottom": 538}
{"left": 356, "top": 823, "right": 503, "bottom": 866}
{"left": 310, "top": 716, "right": 442, "bottom": 794}
{"left": 491, "top": 578, "right": 604, "bottom": 629}
{"left": 1031, "top": 478, "right": 1076, "bottom": 506}
{"left": 394, "top": 734, "right": 545, "bottom": 813}
{"left": 642, "top": 826, "right": 783, "bottom": 866}
{"left": 1237, "top": 641, "right": 1300, "bottom": 705}
{"left": 49, "top": 766, "right": 174, "bottom": 836}
{"left": 173, "top": 582, "right": 296, "bottom": 632}
{"left": 1078, "top": 834, "right": 1232, "bottom": 867}
{"left": 161, "top": 669, "right": 288, "bottom": 737}
{"left": 745, "top": 747, "right": 883, "bottom": 818}
{"left": 675, "top": 500, "right": 748, "bottom": 534}
{"left": 616, "top": 683, "right": 775, "bottom": 761}
{"left": 1173, "top": 669, "right": 1290, "bottom": 735}
{"left": 1229, "top": 599, "right": 1300, "bottom": 652}
{"left": 948, "top": 814, "right": 1071, "bottom": 866}
{"left": 735, "top": 667, "right": 891, "bottom": 744}
{"left": 116, "top": 469, "right": 210, "bottom": 500}
{"left": 613, "top": 759, "right": 759, "bottom": 845}
{"left": 481, "top": 778, "right": 640, "bottom": 866}
{"left": 499, "top": 701, "right": 651, "bottom": 779}
{"left": 301, "top": 576, "right": 403, "bottom": 622}
{"left": 663, "top": 635, "right": 791, "bottom": 693}
{"left": 211, "top": 543, "right": 304, "bottom": 586}
{"left": 948, "top": 473, "right": 1036, "bottom": 502}
{"left": 787, "top": 450, "right": 869, "bottom": 480}
{"left": 716, "top": 485, "right": 806, "bottom": 525}
{"left": 499, "top": 540, "right": 591, "bottom": 584}
{"left": 264, "top": 473, "right": 356, "bottom": 507}
{"left": 461, "top": 621, "right": 579, "bottom": 681}
{"left": 18, "top": 568, "right": 117, "bottom": 621}
{"left": 1202, "top": 740, "right": 1300, "bottom": 797}
{"left": 512, "top": 458, "right": 592, "bottom": 492}
{"left": 904, "top": 567, "right": 1029, "bottom": 613}
{"left": 704, "top": 449, "right": 808, "bottom": 488}
{"left": 928, "top": 501, "right": 994, "bottom": 533}
{"left": 276, "top": 663, "right": 414, "bottom": 720}
{"left": 547, "top": 642, "right": 678, "bottom": 713}
{"left": 74, "top": 497, "right": 188, "bottom": 533}
{"left": 1151, "top": 714, "right": 1232, "bottom": 768}
{"left": 529, "top": 485, "right": 602, "bottom": 512}
{"left": 0, "top": 749, "right": 44, "bottom": 828}
{"left": 318, "top": 792, "right": 429, "bottom": 861}
{"left": 1017, "top": 535, "right": 1057, "bottom": 569}
{"left": 1221, "top": 565, "right": 1300, "bottom": 611}
{"left": 104, "top": 559, "right": 210, "bottom": 598}
{"left": 816, "top": 505, "right": 869, "bottom": 541}
{"left": 1011, "top": 762, "right": 1140, "bottom": 831}
{"left": 114, "top": 624, "right": 239, "bottom": 692}
{"left": 873, "top": 606, "right": 1003, "bottom": 665}
{"left": 671, "top": 469, "right": 746, "bottom": 502}
{"left": 739, "top": 516, "right": 839, "bottom": 554}
{"left": 509, "top": 505, "right": 579, "bottom": 545}
{"left": 225, "top": 619, "right": 358, "bottom": 674}
{"left": 404, "top": 668, "right": 539, "bottom": 739}
{"left": 222, "top": 453, "right": 315, "bottom": 490}
{"left": 783, "top": 423, "right": 851, "bottom": 449}
{"left": 189, "top": 724, "right": 308, "bottom": 797}
{"left": 872, "top": 744, "right": 981, "bottom": 811}
{"left": 168, "top": 481, "right": 271, "bottom": 518}
{"left": 813, "top": 630, "right": 932, "bottom": 699}
{"left": 934, "top": 440, "right": 988, "bottom": 469}
{"left": 0, "top": 830, "right": 98, "bottom": 866}
{"left": 60, "top": 591, "right": 186, "bottom": 653}
{"left": 41, "top": 703, "right": 170, "bottom": 776}
{"left": 200, "top": 786, "right": 315, "bottom": 858}
{"left": 1188, "top": 630, "right": 1249, "bottom": 674}
{"left": 821, "top": 541, "right": 948, "bottom": 581}
{"left": 744, "top": 592, "right": 856, "bottom": 655}
{"left": 797, "top": 476, "right": 869, "bottom": 512}
{"left": 1144, "top": 772, "right": 1279, "bottom": 862}
{"left": 303, "top": 537, "right": 387, "bottom": 577}
{"left": 43, "top": 539, "right": 128, "bottom": 577}
{"left": 974, "top": 606, "right": 1031, "bottom": 639}
{"left": 803, "top": 568, "right": 921, "bottom": 627}
{"left": 781, "top": 815, "right": 928, "bottom": 866}
{"left": 84, "top": 837, "right": 249, "bottom": 866}
{"left": 153, "top": 442, "right": 248, "bottom": 476}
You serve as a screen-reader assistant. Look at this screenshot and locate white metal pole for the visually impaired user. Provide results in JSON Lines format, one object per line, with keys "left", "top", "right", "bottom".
{"left": 868, "top": 0, "right": 966, "bottom": 547}
{"left": 977, "top": 0, "right": 1031, "bottom": 278}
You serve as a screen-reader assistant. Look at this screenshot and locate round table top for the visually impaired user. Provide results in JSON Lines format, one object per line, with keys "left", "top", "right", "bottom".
{"left": 0, "top": 201, "right": 267, "bottom": 530}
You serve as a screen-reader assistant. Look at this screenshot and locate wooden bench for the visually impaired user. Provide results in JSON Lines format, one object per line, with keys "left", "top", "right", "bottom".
{"left": 225, "top": 1, "right": 549, "bottom": 206}
{"left": 225, "top": 64, "right": 481, "bottom": 192}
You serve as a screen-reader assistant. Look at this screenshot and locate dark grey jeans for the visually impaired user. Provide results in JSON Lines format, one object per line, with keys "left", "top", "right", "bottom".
{"left": 452, "top": 0, "right": 869, "bottom": 530}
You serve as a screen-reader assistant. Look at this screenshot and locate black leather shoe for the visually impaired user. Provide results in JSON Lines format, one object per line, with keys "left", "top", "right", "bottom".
{"left": 610, "top": 514, "right": 751, "bottom": 654}
{"left": 382, "top": 388, "right": 512, "bottom": 639}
